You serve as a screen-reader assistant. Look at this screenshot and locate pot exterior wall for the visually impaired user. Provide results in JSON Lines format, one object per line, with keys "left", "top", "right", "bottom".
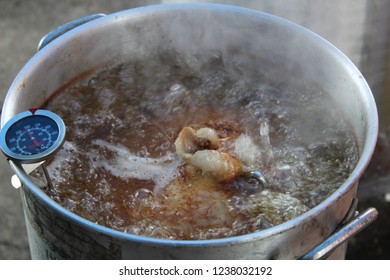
{"left": 20, "top": 180, "right": 357, "bottom": 259}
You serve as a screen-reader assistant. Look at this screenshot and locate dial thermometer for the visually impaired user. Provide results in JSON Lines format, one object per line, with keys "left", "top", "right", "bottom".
{"left": 0, "top": 109, "right": 66, "bottom": 188}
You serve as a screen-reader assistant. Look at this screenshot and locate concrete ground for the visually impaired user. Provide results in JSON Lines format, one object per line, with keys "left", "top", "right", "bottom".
{"left": 0, "top": 0, "right": 389, "bottom": 259}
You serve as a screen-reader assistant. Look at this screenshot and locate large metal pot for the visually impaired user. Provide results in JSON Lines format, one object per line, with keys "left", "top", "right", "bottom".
{"left": 0, "top": 4, "right": 378, "bottom": 259}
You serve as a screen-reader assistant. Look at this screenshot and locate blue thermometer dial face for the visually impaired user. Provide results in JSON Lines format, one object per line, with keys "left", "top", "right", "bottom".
{"left": 0, "top": 110, "right": 66, "bottom": 163}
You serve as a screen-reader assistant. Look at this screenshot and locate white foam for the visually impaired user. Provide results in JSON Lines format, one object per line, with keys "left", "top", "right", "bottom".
{"left": 47, "top": 140, "right": 78, "bottom": 171}
{"left": 233, "top": 134, "right": 262, "bottom": 169}
{"left": 92, "top": 140, "right": 181, "bottom": 192}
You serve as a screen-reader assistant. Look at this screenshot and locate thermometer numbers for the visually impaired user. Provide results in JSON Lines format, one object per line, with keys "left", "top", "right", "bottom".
{"left": 5, "top": 116, "right": 59, "bottom": 156}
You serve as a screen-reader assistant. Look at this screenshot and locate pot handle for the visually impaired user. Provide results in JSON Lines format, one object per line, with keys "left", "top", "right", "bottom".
{"left": 301, "top": 206, "right": 378, "bottom": 260}
{"left": 37, "top": 13, "right": 106, "bottom": 51}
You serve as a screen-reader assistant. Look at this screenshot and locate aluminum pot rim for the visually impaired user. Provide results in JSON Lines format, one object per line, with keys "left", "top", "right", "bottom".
{"left": 1, "top": 3, "right": 379, "bottom": 248}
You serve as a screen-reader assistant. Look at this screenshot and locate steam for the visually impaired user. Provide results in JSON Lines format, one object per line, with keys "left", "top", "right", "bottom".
{"left": 131, "top": 6, "right": 318, "bottom": 87}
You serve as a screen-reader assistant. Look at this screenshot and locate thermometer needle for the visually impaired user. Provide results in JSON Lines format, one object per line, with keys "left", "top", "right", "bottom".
{"left": 25, "top": 129, "right": 42, "bottom": 147}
